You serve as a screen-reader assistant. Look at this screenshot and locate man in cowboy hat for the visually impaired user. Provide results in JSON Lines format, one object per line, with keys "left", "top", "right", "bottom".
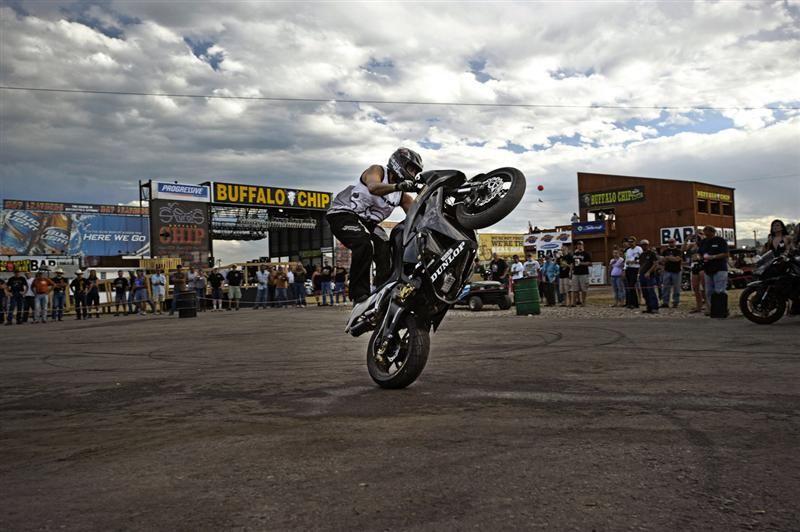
{"left": 51, "top": 268, "right": 68, "bottom": 321}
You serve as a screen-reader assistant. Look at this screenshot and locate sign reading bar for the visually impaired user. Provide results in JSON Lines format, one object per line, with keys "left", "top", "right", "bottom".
{"left": 523, "top": 231, "right": 572, "bottom": 259}
{"left": 697, "top": 190, "right": 732, "bottom": 202}
{"left": 3, "top": 199, "right": 147, "bottom": 216}
{"left": 212, "top": 182, "right": 332, "bottom": 210}
{"left": 580, "top": 186, "right": 646, "bottom": 209}
{"left": 152, "top": 182, "right": 211, "bottom": 202}
{"left": 660, "top": 226, "right": 696, "bottom": 245}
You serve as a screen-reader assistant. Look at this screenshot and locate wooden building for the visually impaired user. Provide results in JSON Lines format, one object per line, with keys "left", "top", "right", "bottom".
{"left": 576, "top": 172, "right": 736, "bottom": 265}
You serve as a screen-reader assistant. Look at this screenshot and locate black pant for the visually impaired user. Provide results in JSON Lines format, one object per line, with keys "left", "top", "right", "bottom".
{"left": 327, "top": 212, "right": 390, "bottom": 301}
{"left": 624, "top": 268, "right": 640, "bottom": 308}
{"left": 73, "top": 292, "right": 88, "bottom": 318}
{"left": 22, "top": 296, "right": 35, "bottom": 322}
{"left": 541, "top": 281, "right": 556, "bottom": 306}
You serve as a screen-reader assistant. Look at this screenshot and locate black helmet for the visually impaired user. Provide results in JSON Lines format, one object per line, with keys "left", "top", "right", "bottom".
{"left": 387, "top": 147, "right": 423, "bottom": 182}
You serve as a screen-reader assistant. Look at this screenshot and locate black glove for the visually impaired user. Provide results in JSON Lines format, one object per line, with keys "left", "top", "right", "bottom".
{"left": 395, "top": 180, "right": 416, "bottom": 192}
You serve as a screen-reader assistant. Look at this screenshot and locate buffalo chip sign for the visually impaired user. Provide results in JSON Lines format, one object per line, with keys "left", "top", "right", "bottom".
{"left": 580, "top": 186, "right": 646, "bottom": 209}
{"left": 212, "top": 182, "right": 332, "bottom": 210}
{"left": 150, "top": 199, "right": 211, "bottom": 268}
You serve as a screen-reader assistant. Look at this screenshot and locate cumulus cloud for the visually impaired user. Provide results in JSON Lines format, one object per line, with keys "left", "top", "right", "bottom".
{"left": 1, "top": 1, "right": 798, "bottom": 262}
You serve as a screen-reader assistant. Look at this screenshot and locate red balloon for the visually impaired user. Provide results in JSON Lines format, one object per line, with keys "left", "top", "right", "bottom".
{"left": 537, "top": 185, "right": 544, "bottom": 191}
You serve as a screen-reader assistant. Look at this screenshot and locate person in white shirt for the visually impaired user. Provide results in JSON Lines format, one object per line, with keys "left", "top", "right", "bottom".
{"left": 150, "top": 269, "right": 166, "bottom": 314}
{"left": 22, "top": 272, "right": 35, "bottom": 323}
{"left": 623, "top": 237, "right": 643, "bottom": 308}
{"left": 510, "top": 255, "right": 525, "bottom": 285}
{"left": 522, "top": 253, "right": 541, "bottom": 278}
{"left": 255, "top": 265, "right": 270, "bottom": 309}
{"left": 286, "top": 268, "right": 295, "bottom": 303}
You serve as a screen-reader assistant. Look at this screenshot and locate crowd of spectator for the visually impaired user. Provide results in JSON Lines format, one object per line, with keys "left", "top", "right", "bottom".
{"left": 473, "top": 221, "right": 798, "bottom": 317}
{"left": 0, "top": 262, "right": 350, "bottom": 325}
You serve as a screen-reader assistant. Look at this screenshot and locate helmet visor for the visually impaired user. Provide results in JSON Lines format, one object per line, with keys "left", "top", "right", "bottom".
{"left": 404, "top": 161, "right": 422, "bottom": 178}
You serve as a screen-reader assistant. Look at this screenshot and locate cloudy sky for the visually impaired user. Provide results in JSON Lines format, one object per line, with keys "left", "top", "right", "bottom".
{"left": 1, "top": 0, "right": 798, "bottom": 261}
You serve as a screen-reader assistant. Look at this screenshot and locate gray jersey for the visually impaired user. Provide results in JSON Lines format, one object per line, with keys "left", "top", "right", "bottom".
{"left": 327, "top": 166, "right": 402, "bottom": 223}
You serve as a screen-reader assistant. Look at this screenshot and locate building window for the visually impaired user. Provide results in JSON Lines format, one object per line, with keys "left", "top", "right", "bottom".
{"left": 697, "top": 199, "right": 708, "bottom": 213}
{"left": 722, "top": 202, "right": 732, "bottom": 216}
{"left": 710, "top": 201, "right": 721, "bottom": 215}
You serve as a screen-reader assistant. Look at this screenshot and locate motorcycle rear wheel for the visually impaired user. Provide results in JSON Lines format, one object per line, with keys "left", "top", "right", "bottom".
{"left": 367, "top": 316, "right": 429, "bottom": 389}
{"left": 739, "top": 285, "right": 786, "bottom": 324}
{"left": 456, "top": 168, "right": 526, "bottom": 230}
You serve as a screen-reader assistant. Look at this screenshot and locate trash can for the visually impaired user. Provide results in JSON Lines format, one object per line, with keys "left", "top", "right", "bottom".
{"left": 514, "top": 277, "right": 540, "bottom": 316}
{"left": 176, "top": 291, "right": 197, "bottom": 318}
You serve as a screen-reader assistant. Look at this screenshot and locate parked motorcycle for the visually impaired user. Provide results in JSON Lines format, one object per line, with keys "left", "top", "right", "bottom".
{"left": 739, "top": 250, "right": 800, "bottom": 324}
{"left": 345, "top": 168, "right": 526, "bottom": 388}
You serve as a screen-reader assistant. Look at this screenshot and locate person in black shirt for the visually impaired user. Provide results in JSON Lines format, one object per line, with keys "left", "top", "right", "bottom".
{"left": 70, "top": 270, "right": 89, "bottom": 320}
{"left": 565, "top": 241, "right": 592, "bottom": 306}
{"left": 6, "top": 270, "right": 27, "bottom": 325}
{"left": 86, "top": 269, "right": 101, "bottom": 318}
{"left": 293, "top": 264, "right": 308, "bottom": 308}
{"left": 50, "top": 269, "right": 68, "bottom": 321}
{"left": 334, "top": 267, "right": 348, "bottom": 305}
{"left": 698, "top": 226, "right": 729, "bottom": 314}
{"left": 660, "top": 238, "right": 683, "bottom": 308}
{"left": 226, "top": 266, "right": 244, "bottom": 311}
{"left": 557, "top": 248, "right": 572, "bottom": 306}
{"left": 319, "top": 263, "right": 333, "bottom": 306}
{"left": 207, "top": 267, "right": 225, "bottom": 311}
{"left": 489, "top": 253, "right": 509, "bottom": 285}
{"left": 638, "top": 240, "right": 660, "bottom": 313}
{"left": 112, "top": 270, "right": 129, "bottom": 316}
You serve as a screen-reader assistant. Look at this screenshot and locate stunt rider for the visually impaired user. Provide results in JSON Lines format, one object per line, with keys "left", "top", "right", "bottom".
{"left": 326, "top": 147, "right": 423, "bottom": 303}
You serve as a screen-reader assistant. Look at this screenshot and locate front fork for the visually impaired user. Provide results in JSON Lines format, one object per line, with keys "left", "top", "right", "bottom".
{"left": 373, "top": 283, "right": 418, "bottom": 366}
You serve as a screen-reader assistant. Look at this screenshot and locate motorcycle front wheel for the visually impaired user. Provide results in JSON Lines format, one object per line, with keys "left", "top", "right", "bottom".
{"left": 739, "top": 285, "right": 786, "bottom": 324}
{"left": 456, "top": 167, "right": 526, "bottom": 230}
{"left": 367, "top": 316, "right": 430, "bottom": 389}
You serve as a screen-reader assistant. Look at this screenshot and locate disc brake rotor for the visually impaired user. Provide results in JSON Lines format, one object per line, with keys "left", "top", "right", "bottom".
{"left": 473, "top": 177, "right": 507, "bottom": 207}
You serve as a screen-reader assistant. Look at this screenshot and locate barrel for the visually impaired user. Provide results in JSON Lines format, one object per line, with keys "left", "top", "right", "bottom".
{"left": 175, "top": 291, "right": 197, "bottom": 318}
{"left": 514, "top": 277, "right": 541, "bottom": 315}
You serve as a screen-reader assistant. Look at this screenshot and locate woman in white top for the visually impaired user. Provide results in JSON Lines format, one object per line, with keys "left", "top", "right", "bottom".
{"left": 623, "top": 237, "right": 642, "bottom": 308}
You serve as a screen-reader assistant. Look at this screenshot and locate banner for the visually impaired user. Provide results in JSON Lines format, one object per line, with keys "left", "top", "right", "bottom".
{"left": 580, "top": 186, "right": 646, "bottom": 209}
{"left": 3, "top": 257, "right": 78, "bottom": 273}
{"left": 3, "top": 199, "right": 146, "bottom": 216}
{"left": 150, "top": 199, "right": 211, "bottom": 268}
{"left": 589, "top": 263, "right": 607, "bottom": 285}
{"left": 698, "top": 226, "right": 736, "bottom": 246}
{"left": 660, "top": 226, "right": 696, "bottom": 245}
{"left": 524, "top": 231, "right": 571, "bottom": 258}
{"left": 152, "top": 182, "right": 211, "bottom": 202}
{"left": 212, "top": 182, "right": 332, "bottom": 210}
{"left": 696, "top": 190, "right": 731, "bottom": 202}
{"left": 1, "top": 209, "right": 149, "bottom": 257}
{"left": 478, "top": 233, "right": 526, "bottom": 260}
{"left": 573, "top": 221, "right": 606, "bottom": 236}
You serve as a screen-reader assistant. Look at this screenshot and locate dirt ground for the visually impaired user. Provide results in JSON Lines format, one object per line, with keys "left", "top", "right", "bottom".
{"left": 1, "top": 307, "right": 798, "bottom": 531}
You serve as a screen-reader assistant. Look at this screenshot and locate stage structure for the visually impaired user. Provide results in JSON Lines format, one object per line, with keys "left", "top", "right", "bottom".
{"left": 140, "top": 180, "right": 333, "bottom": 268}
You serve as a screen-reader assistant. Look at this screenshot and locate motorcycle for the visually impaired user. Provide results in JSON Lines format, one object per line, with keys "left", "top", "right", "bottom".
{"left": 345, "top": 167, "right": 526, "bottom": 388}
{"left": 739, "top": 250, "right": 800, "bottom": 324}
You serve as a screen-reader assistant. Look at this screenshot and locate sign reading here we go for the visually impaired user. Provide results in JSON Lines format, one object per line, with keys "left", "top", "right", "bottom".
{"left": 213, "top": 182, "right": 332, "bottom": 210}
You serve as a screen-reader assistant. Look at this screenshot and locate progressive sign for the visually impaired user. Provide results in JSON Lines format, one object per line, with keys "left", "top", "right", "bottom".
{"left": 212, "top": 182, "right": 332, "bottom": 210}
{"left": 152, "top": 182, "right": 211, "bottom": 202}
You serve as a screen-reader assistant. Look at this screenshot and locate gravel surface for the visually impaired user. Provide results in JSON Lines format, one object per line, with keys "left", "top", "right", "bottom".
{"left": 1, "top": 307, "right": 798, "bottom": 530}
